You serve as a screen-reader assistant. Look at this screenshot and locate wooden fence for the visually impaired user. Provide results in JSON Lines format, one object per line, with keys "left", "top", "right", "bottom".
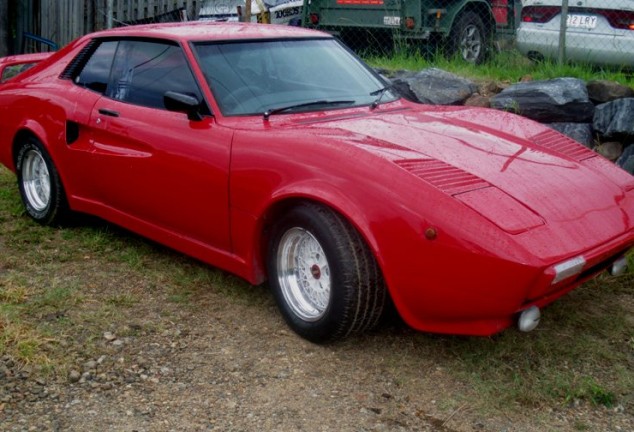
{"left": 15, "top": 0, "right": 202, "bottom": 54}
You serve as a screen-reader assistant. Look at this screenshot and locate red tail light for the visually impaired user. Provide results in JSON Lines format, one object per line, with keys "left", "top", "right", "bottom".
{"left": 593, "top": 9, "right": 634, "bottom": 30}
{"left": 521, "top": 6, "right": 560, "bottom": 23}
{"left": 310, "top": 13, "right": 319, "bottom": 25}
{"left": 523, "top": 6, "right": 634, "bottom": 30}
{"left": 405, "top": 17, "right": 415, "bottom": 30}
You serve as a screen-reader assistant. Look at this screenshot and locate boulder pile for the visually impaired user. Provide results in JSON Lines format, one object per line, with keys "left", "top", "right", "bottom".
{"left": 384, "top": 68, "right": 634, "bottom": 175}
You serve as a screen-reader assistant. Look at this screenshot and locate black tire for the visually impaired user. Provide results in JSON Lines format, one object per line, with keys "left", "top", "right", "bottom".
{"left": 449, "top": 12, "right": 489, "bottom": 64}
{"left": 267, "top": 202, "right": 387, "bottom": 343}
{"left": 15, "top": 137, "right": 69, "bottom": 226}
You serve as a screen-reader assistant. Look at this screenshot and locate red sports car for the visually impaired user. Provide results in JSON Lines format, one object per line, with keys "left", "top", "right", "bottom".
{"left": 0, "top": 22, "right": 632, "bottom": 343}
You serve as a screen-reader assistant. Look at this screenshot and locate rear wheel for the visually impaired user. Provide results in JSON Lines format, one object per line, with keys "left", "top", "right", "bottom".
{"left": 267, "top": 202, "right": 386, "bottom": 343}
{"left": 449, "top": 12, "right": 488, "bottom": 64}
{"left": 15, "top": 137, "right": 69, "bottom": 225}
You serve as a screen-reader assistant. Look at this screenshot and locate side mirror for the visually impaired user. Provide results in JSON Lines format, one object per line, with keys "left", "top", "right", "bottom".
{"left": 164, "top": 91, "right": 204, "bottom": 121}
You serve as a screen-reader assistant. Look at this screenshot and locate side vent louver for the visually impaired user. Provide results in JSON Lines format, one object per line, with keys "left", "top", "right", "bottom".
{"left": 395, "top": 159, "right": 489, "bottom": 195}
{"left": 532, "top": 129, "right": 595, "bottom": 162}
{"left": 59, "top": 39, "right": 99, "bottom": 80}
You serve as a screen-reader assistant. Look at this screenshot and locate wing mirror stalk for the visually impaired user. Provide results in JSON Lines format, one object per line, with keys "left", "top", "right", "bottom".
{"left": 164, "top": 91, "right": 205, "bottom": 121}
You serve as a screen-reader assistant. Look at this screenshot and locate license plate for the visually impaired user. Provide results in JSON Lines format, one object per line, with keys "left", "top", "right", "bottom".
{"left": 383, "top": 16, "right": 400, "bottom": 26}
{"left": 567, "top": 14, "right": 597, "bottom": 29}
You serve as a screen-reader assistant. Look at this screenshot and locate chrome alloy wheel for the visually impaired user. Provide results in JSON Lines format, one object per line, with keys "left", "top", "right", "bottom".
{"left": 277, "top": 227, "right": 331, "bottom": 322}
{"left": 22, "top": 149, "right": 51, "bottom": 212}
{"left": 459, "top": 24, "right": 482, "bottom": 63}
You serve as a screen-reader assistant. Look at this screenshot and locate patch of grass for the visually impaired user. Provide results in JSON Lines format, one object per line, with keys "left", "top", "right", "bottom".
{"left": 1, "top": 164, "right": 266, "bottom": 375}
{"left": 0, "top": 315, "right": 55, "bottom": 365}
{"left": 37, "top": 283, "right": 80, "bottom": 308}
{"left": 0, "top": 277, "right": 34, "bottom": 304}
{"left": 574, "top": 421, "right": 590, "bottom": 431}
{"left": 552, "top": 376, "right": 617, "bottom": 407}
{"left": 367, "top": 49, "right": 634, "bottom": 88}
{"left": 1, "top": 161, "right": 274, "bottom": 374}
{"left": 167, "top": 290, "right": 193, "bottom": 304}
{"left": 67, "top": 224, "right": 118, "bottom": 250}
{"left": 0, "top": 273, "right": 81, "bottom": 368}
{"left": 106, "top": 293, "right": 139, "bottom": 307}
{"left": 168, "top": 260, "right": 262, "bottom": 306}
{"left": 0, "top": 174, "right": 24, "bottom": 218}
{"left": 208, "top": 272, "right": 260, "bottom": 305}
{"left": 119, "top": 245, "right": 147, "bottom": 269}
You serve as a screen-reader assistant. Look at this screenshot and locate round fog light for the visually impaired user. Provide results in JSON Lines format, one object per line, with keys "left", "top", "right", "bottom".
{"left": 518, "top": 306, "right": 540, "bottom": 332}
{"left": 609, "top": 256, "right": 628, "bottom": 277}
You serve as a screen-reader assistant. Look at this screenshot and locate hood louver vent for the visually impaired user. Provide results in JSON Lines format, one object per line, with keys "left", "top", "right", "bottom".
{"left": 396, "top": 159, "right": 489, "bottom": 195}
{"left": 532, "top": 129, "right": 595, "bottom": 162}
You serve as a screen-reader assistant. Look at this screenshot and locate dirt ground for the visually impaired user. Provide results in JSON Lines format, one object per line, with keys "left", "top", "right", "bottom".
{"left": 1, "top": 254, "right": 632, "bottom": 432}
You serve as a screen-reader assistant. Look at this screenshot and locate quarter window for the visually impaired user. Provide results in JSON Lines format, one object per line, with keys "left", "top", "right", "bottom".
{"left": 75, "top": 41, "right": 117, "bottom": 94}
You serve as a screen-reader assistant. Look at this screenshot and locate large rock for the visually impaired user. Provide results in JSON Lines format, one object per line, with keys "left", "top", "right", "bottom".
{"left": 490, "top": 77, "right": 594, "bottom": 123}
{"left": 586, "top": 80, "right": 634, "bottom": 104}
{"left": 617, "top": 143, "right": 634, "bottom": 175}
{"left": 547, "top": 123, "right": 594, "bottom": 148}
{"left": 391, "top": 68, "right": 477, "bottom": 105}
{"left": 593, "top": 98, "right": 634, "bottom": 138}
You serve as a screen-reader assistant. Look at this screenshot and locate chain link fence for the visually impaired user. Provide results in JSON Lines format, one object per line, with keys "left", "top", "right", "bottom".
{"left": 6, "top": 0, "right": 633, "bottom": 69}
{"left": 302, "top": 0, "right": 634, "bottom": 68}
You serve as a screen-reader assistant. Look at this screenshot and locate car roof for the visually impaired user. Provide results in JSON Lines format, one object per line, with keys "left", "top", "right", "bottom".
{"left": 87, "top": 22, "right": 328, "bottom": 43}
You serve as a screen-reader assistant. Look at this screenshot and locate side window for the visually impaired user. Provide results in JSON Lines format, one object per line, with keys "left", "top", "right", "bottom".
{"left": 75, "top": 41, "right": 118, "bottom": 94}
{"left": 107, "top": 40, "right": 203, "bottom": 110}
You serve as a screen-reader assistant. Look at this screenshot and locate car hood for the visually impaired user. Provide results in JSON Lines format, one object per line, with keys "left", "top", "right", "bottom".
{"left": 292, "top": 105, "right": 634, "bottom": 251}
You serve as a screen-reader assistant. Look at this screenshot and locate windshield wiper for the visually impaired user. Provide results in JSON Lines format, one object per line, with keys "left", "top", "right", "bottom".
{"left": 370, "top": 84, "right": 394, "bottom": 110}
{"left": 263, "top": 100, "right": 355, "bottom": 120}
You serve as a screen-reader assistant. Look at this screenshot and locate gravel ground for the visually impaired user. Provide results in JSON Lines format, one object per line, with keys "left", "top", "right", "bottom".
{"left": 2, "top": 281, "right": 632, "bottom": 432}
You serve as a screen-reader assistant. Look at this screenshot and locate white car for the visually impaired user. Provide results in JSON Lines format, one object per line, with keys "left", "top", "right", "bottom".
{"left": 198, "top": 0, "right": 303, "bottom": 26}
{"left": 516, "top": 0, "right": 634, "bottom": 67}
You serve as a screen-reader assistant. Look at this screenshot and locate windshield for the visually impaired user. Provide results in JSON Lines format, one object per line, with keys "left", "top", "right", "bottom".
{"left": 192, "top": 38, "right": 398, "bottom": 116}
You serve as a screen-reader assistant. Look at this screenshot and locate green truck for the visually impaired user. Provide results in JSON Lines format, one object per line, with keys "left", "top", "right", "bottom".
{"left": 303, "top": 0, "right": 517, "bottom": 64}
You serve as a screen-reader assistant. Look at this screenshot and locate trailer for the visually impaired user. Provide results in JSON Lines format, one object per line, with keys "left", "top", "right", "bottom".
{"left": 303, "top": 0, "right": 517, "bottom": 64}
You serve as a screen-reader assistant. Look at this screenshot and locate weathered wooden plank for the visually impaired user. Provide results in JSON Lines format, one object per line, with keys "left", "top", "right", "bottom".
{"left": 32, "top": 0, "right": 203, "bottom": 48}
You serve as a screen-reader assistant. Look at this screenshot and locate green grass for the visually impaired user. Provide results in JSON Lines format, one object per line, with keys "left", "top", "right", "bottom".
{"left": 105, "top": 293, "right": 139, "bottom": 307}
{"left": 0, "top": 165, "right": 266, "bottom": 375}
{"left": 366, "top": 49, "right": 634, "bottom": 88}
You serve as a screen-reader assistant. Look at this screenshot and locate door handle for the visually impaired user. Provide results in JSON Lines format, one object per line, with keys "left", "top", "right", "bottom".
{"left": 98, "top": 108, "right": 120, "bottom": 117}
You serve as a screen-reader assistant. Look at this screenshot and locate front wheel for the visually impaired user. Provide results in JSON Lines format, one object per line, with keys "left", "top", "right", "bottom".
{"left": 15, "top": 137, "right": 69, "bottom": 225}
{"left": 449, "top": 12, "right": 489, "bottom": 64}
{"left": 267, "top": 202, "right": 387, "bottom": 343}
